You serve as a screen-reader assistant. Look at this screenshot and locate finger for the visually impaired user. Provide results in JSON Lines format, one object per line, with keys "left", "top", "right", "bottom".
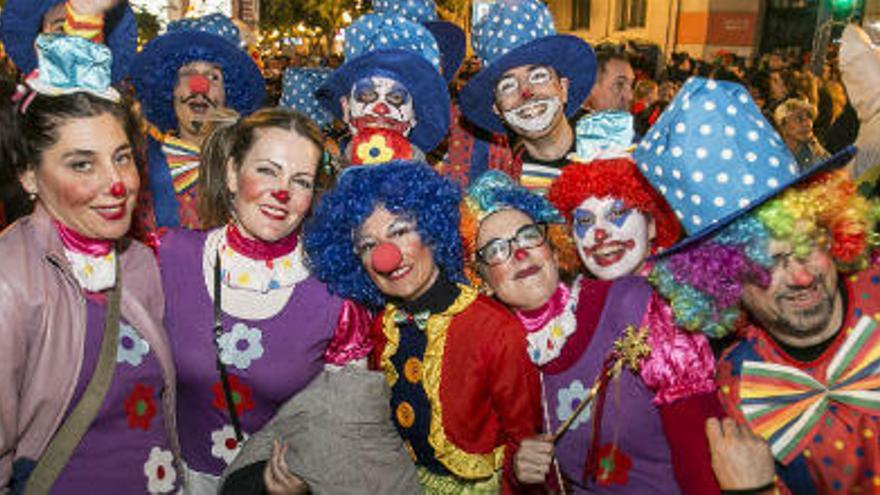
{"left": 705, "top": 417, "right": 722, "bottom": 445}
{"left": 263, "top": 459, "right": 281, "bottom": 493}
{"left": 721, "top": 417, "right": 740, "bottom": 438}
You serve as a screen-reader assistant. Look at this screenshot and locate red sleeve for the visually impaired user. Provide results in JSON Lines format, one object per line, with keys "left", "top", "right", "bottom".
{"left": 658, "top": 392, "right": 725, "bottom": 495}
{"left": 323, "top": 300, "right": 374, "bottom": 366}
{"left": 368, "top": 310, "right": 387, "bottom": 371}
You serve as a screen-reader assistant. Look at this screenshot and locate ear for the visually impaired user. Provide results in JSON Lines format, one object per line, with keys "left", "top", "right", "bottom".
{"left": 19, "top": 168, "right": 37, "bottom": 195}
{"left": 491, "top": 102, "right": 501, "bottom": 117}
{"left": 647, "top": 215, "right": 657, "bottom": 242}
{"left": 340, "top": 96, "right": 350, "bottom": 121}
{"left": 560, "top": 77, "right": 570, "bottom": 105}
{"left": 226, "top": 157, "right": 239, "bottom": 195}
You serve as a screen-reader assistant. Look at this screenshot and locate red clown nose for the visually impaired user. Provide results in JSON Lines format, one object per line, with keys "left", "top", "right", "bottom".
{"left": 371, "top": 242, "right": 402, "bottom": 274}
{"left": 271, "top": 190, "right": 290, "bottom": 204}
{"left": 109, "top": 182, "right": 127, "bottom": 198}
{"left": 189, "top": 75, "right": 210, "bottom": 95}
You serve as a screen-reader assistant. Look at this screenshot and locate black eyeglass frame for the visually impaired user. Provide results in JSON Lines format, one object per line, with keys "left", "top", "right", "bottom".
{"left": 476, "top": 222, "right": 549, "bottom": 266}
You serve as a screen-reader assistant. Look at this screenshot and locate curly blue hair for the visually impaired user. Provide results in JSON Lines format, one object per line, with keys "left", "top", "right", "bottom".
{"left": 304, "top": 161, "right": 465, "bottom": 307}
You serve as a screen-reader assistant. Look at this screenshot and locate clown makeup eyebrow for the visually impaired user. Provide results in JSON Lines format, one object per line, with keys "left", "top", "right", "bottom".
{"left": 385, "top": 82, "right": 411, "bottom": 108}
{"left": 352, "top": 78, "right": 378, "bottom": 103}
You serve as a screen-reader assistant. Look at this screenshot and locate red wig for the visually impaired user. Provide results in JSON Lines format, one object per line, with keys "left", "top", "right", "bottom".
{"left": 548, "top": 157, "right": 682, "bottom": 251}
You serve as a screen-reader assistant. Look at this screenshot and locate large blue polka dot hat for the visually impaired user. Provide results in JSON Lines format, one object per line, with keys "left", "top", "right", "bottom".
{"left": 316, "top": 13, "right": 450, "bottom": 153}
{"left": 280, "top": 67, "right": 333, "bottom": 129}
{"left": 459, "top": 0, "right": 596, "bottom": 134}
{"left": 633, "top": 77, "right": 856, "bottom": 256}
{"left": 372, "top": 0, "right": 465, "bottom": 83}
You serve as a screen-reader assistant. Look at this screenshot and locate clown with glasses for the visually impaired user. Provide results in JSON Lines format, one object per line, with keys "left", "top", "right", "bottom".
{"left": 316, "top": 13, "right": 450, "bottom": 167}
{"left": 461, "top": 167, "right": 725, "bottom": 492}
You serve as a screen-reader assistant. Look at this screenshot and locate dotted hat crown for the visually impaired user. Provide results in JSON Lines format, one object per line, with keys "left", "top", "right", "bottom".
{"left": 471, "top": 0, "right": 556, "bottom": 67}
{"left": 372, "top": 0, "right": 439, "bottom": 22}
{"left": 343, "top": 13, "right": 441, "bottom": 72}
{"left": 280, "top": 67, "right": 333, "bottom": 128}
{"left": 167, "top": 13, "right": 244, "bottom": 48}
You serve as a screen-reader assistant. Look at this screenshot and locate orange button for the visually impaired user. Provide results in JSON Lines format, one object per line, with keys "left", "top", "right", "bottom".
{"left": 404, "top": 357, "right": 423, "bottom": 383}
{"left": 396, "top": 401, "right": 415, "bottom": 428}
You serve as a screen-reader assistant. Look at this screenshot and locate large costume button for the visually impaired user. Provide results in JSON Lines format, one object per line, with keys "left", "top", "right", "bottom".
{"left": 404, "top": 357, "right": 423, "bottom": 383}
{"left": 396, "top": 401, "right": 415, "bottom": 428}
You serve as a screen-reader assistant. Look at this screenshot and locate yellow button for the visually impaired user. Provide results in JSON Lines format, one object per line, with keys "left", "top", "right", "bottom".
{"left": 404, "top": 357, "right": 423, "bottom": 383}
{"left": 396, "top": 401, "right": 415, "bottom": 428}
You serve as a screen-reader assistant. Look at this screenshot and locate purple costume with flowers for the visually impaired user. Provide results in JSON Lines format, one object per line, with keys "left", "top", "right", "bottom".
{"left": 158, "top": 228, "right": 371, "bottom": 478}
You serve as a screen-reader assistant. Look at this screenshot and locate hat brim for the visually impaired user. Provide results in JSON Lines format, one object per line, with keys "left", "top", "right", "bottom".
{"left": 316, "top": 49, "right": 451, "bottom": 152}
{"left": 458, "top": 35, "right": 596, "bottom": 134}
{"left": 652, "top": 145, "right": 857, "bottom": 259}
{"left": 0, "top": 0, "right": 136, "bottom": 83}
{"left": 132, "top": 30, "right": 265, "bottom": 132}
{"left": 423, "top": 21, "right": 465, "bottom": 83}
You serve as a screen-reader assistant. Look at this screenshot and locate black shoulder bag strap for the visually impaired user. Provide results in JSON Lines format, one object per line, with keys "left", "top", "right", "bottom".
{"left": 214, "top": 251, "right": 244, "bottom": 442}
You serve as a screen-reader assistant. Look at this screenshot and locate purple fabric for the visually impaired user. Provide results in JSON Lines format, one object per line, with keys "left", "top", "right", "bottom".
{"left": 543, "top": 276, "right": 680, "bottom": 494}
{"left": 158, "top": 229, "right": 343, "bottom": 475}
{"left": 51, "top": 299, "right": 177, "bottom": 493}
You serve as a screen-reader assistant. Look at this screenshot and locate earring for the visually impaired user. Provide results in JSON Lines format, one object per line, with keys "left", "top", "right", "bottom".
{"left": 27, "top": 192, "right": 37, "bottom": 201}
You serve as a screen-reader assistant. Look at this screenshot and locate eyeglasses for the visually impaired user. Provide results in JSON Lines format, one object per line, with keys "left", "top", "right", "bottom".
{"left": 477, "top": 223, "right": 547, "bottom": 266}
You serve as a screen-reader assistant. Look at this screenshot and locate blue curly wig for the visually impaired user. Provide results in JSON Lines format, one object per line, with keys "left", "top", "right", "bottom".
{"left": 304, "top": 161, "right": 465, "bottom": 307}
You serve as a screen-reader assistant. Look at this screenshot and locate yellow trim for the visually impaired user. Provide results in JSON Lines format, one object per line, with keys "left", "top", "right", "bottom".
{"left": 381, "top": 285, "right": 504, "bottom": 480}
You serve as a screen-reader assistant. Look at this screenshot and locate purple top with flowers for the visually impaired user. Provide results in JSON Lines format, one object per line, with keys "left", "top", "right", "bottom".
{"left": 158, "top": 229, "right": 368, "bottom": 476}
{"left": 51, "top": 297, "right": 179, "bottom": 494}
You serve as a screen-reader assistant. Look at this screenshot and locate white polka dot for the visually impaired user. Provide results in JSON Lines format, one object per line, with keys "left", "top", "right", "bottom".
{"left": 692, "top": 215, "right": 702, "bottom": 226}
{"left": 699, "top": 124, "right": 712, "bottom": 136}
{"left": 692, "top": 171, "right": 704, "bottom": 183}
{"left": 671, "top": 146, "right": 683, "bottom": 158}
{"left": 675, "top": 189, "right": 685, "bottom": 199}
{"left": 726, "top": 105, "right": 738, "bottom": 116}
{"left": 747, "top": 131, "right": 759, "bottom": 142}
{"left": 769, "top": 156, "right": 780, "bottom": 167}
{"left": 654, "top": 166, "right": 663, "bottom": 177}
{"left": 789, "top": 163, "right": 798, "bottom": 174}
{"left": 745, "top": 152, "right": 757, "bottom": 162}
{"left": 696, "top": 148, "right": 708, "bottom": 159}
{"left": 739, "top": 198, "right": 750, "bottom": 208}
{"left": 510, "top": 34, "right": 518, "bottom": 42}
{"left": 756, "top": 121, "right": 765, "bottom": 129}
{"left": 641, "top": 162, "right": 649, "bottom": 172}
{"left": 659, "top": 185, "right": 668, "bottom": 194}
{"left": 676, "top": 210, "right": 684, "bottom": 220}
{"left": 724, "top": 126, "right": 736, "bottom": 137}
{"left": 739, "top": 94, "right": 749, "bottom": 103}
{"left": 653, "top": 131, "right": 661, "bottom": 140}
{"left": 691, "top": 194, "right": 702, "bottom": 205}
{"left": 767, "top": 178, "right": 779, "bottom": 188}
{"left": 716, "top": 172, "right": 729, "bottom": 184}
{"left": 655, "top": 145, "right": 665, "bottom": 156}
{"left": 706, "top": 80, "right": 717, "bottom": 89}
{"left": 672, "top": 168, "right": 682, "bottom": 179}
{"left": 742, "top": 174, "right": 754, "bottom": 185}
{"left": 675, "top": 123, "right": 686, "bottom": 134}
{"left": 683, "top": 100, "right": 691, "bottom": 110}
{"left": 704, "top": 100, "right": 716, "bottom": 111}
{"left": 714, "top": 197, "right": 726, "bottom": 207}
{"left": 721, "top": 149, "right": 733, "bottom": 160}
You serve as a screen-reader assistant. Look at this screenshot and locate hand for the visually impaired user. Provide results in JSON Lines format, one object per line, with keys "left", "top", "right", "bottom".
{"left": 263, "top": 440, "right": 308, "bottom": 495}
{"left": 68, "top": 0, "right": 122, "bottom": 16}
{"left": 705, "top": 417, "right": 775, "bottom": 490}
{"left": 513, "top": 435, "right": 554, "bottom": 485}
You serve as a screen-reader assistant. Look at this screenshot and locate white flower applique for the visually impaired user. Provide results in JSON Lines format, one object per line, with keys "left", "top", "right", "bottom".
{"left": 210, "top": 425, "right": 249, "bottom": 465}
{"left": 217, "top": 322, "right": 264, "bottom": 370}
{"left": 556, "top": 379, "right": 593, "bottom": 431}
{"left": 117, "top": 323, "right": 151, "bottom": 367}
{"left": 144, "top": 446, "right": 177, "bottom": 493}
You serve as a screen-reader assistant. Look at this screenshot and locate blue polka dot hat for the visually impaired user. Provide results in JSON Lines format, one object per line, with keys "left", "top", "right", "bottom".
{"left": 633, "top": 77, "right": 856, "bottom": 256}
{"left": 459, "top": 0, "right": 596, "bottom": 134}
{"left": 280, "top": 67, "right": 332, "bottom": 129}
{"left": 316, "top": 13, "right": 450, "bottom": 153}
{"left": 132, "top": 13, "right": 265, "bottom": 132}
{"left": 372, "top": 0, "right": 465, "bottom": 83}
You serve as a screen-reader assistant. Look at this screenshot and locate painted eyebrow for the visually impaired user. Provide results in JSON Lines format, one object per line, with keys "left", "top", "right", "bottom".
{"left": 254, "top": 159, "right": 316, "bottom": 178}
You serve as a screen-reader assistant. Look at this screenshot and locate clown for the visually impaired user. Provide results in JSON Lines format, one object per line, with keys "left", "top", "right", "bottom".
{"left": 316, "top": 14, "right": 450, "bottom": 167}
{"left": 638, "top": 77, "right": 869, "bottom": 493}
{"left": 460, "top": 0, "right": 596, "bottom": 193}
{"left": 548, "top": 112, "right": 681, "bottom": 280}
{"left": 304, "top": 162, "right": 543, "bottom": 493}
{"left": 132, "top": 13, "right": 265, "bottom": 231}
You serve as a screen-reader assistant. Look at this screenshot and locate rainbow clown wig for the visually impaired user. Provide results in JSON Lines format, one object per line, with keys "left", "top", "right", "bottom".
{"left": 650, "top": 169, "right": 880, "bottom": 338}
{"left": 547, "top": 157, "right": 682, "bottom": 253}
{"left": 303, "top": 161, "right": 465, "bottom": 307}
{"left": 460, "top": 170, "right": 579, "bottom": 287}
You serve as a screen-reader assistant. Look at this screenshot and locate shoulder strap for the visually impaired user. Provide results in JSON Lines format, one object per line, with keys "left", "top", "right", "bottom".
{"left": 26, "top": 259, "right": 122, "bottom": 494}
{"left": 213, "top": 251, "right": 244, "bottom": 442}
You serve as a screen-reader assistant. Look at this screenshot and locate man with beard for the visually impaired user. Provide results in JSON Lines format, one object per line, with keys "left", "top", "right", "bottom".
{"left": 640, "top": 77, "right": 875, "bottom": 493}
{"left": 316, "top": 13, "right": 450, "bottom": 167}
{"left": 459, "top": 0, "right": 596, "bottom": 194}
{"left": 132, "top": 13, "right": 264, "bottom": 230}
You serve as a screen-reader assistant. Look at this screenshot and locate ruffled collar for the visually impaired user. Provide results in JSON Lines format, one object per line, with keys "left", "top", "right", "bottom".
{"left": 218, "top": 224, "right": 308, "bottom": 293}
{"left": 53, "top": 219, "right": 117, "bottom": 293}
{"left": 515, "top": 277, "right": 582, "bottom": 366}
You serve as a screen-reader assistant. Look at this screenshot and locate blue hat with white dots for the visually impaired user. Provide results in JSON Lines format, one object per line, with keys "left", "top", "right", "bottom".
{"left": 132, "top": 13, "right": 265, "bottom": 132}
{"left": 280, "top": 67, "right": 333, "bottom": 129}
{"left": 459, "top": 0, "right": 596, "bottom": 134}
{"left": 372, "top": 0, "right": 465, "bottom": 83}
{"left": 317, "top": 13, "right": 450, "bottom": 152}
{"left": 634, "top": 77, "right": 856, "bottom": 256}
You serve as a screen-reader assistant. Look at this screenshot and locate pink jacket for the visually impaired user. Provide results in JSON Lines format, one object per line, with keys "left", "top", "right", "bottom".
{"left": 0, "top": 205, "right": 180, "bottom": 490}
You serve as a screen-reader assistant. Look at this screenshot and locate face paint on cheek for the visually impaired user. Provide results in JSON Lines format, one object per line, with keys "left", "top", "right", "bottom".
{"left": 572, "top": 208, "right": 596, "bottom": 240}
{"left": 607, "top": 200, "right": 633, "bottom": 228}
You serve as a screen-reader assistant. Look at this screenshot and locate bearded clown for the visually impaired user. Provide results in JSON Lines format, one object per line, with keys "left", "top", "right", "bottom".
{"left": 132, "top": 14, "right": 264, "bottom": 231}
{"left": 459, "top": 0, "right": 596, "bottom": 194}
{"left": 639, "top": 77, "right": 871, "bottom": 493}
{"left": 548, "top": 111, "right": 682, "bottom": 280}
{"left": 316, "top": 13, "right": 450, "bottom": 167}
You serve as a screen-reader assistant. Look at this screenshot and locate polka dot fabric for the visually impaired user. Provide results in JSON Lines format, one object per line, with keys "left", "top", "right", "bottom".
{"left": 280, "top": 67, "right": 332, "bottom": 128}
{"left": 372, "top": 0, "right": 439, "bottom": 22}
{"left": 168, "top": 13, "right": 244, "bottom": 49}
{"left": 343, "top": 13, "right": 441, "bottom": 72}
{"left": 471, "top": 0, "right": 556, "bottom": 68}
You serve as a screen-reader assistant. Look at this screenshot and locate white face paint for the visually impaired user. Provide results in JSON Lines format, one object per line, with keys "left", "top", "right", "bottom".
{"left": 502, "top": 97, "right": 562, "bottom": 133}
{"left": 345, "top": 75, "right": 416, "bottom": 136}
{"left": 495, "top": 66, "right": 565, "bottom": 134}
{"left": 572, "top": 196, "right": 651, "bottom": 280}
